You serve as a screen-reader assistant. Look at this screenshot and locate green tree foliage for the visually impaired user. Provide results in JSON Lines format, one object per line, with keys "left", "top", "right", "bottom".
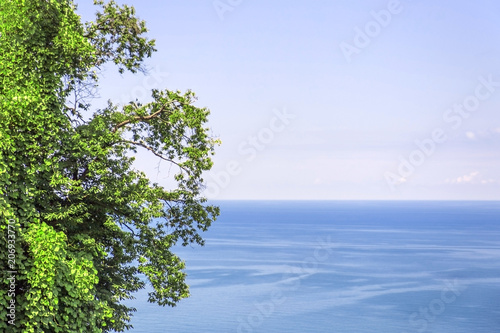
{"left": 0, "top": 0, "right": 219, "bottom": 331}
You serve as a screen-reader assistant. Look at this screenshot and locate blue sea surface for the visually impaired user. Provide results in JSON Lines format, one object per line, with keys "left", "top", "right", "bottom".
{"left": 121, "top": 201, "right": 500, "bottom": 332}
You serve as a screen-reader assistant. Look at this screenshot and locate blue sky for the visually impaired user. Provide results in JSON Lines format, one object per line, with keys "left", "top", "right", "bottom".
{"left": 77, "top": 0, "right": 500, "bottom": 200}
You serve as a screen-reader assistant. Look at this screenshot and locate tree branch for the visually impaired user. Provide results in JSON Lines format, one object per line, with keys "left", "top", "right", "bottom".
{"left": 119, "top": 221, "right": 137, "bottom": 237}
{"left": 122, "top": 140, "right": 190, "bottom": 174}
{"left": 112, "top": 106, "right": 166, "bottom": 133}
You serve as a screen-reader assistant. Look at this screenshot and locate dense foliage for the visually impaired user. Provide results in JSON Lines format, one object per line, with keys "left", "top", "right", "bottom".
{"left": 0, "top": 0, "right": 219, "bottom": 331}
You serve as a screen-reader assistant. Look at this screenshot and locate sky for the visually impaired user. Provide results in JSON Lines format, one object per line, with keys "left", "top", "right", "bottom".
{"left": 76, "top": 0, "right": 500, "bottom": 200}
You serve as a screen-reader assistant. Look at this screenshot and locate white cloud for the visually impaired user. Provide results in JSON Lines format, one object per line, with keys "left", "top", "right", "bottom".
{"left": 446, "top": 171, "right": 497, "bottom": 185}
{"left": 465, "top": 131, "right": 476, "bottom": 140}
{"left": 464, "top": 128, "right": 500, "bottom": 140}
{"left": 460, "top": 171, "right": 479, "bottom": 183}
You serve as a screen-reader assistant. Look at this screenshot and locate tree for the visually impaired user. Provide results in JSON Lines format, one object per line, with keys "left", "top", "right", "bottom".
{"left": 0, "top": 0, "right": 219, "bottom": 331}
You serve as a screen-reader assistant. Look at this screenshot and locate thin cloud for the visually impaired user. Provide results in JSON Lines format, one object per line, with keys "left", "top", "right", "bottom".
{"left": 463, "top": 128, "right": 500, "bottom": 140}
{"left": 446, "top": 171, "right": 497, "bottom": 185}
{"left": 465, "top": 131, "right": 476, "bottom": 140}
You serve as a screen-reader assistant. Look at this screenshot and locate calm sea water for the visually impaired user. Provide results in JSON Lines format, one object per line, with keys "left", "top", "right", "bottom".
{"left": 121, "top": 201, "right": 500, "bottom": 333}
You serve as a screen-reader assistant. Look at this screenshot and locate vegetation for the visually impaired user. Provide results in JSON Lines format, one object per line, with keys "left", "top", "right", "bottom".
{"left": 0, "top": 0, "right": 219, "bottom": 331}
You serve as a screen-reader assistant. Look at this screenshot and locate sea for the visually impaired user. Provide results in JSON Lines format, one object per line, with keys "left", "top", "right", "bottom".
{"left": 120, "top": 201, "right": 500, "bottom": 333}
